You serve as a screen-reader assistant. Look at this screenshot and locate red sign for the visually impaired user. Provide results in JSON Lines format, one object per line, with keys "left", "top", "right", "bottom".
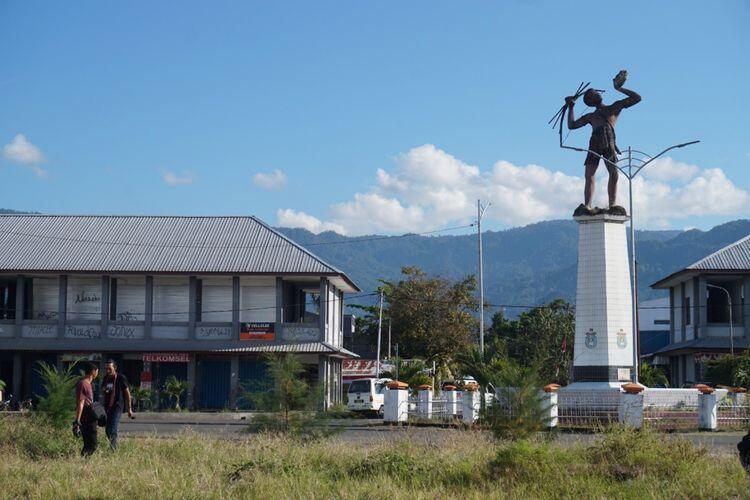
{"left": 240, "top": 322, "right": 275, "bottom": 341}
{"left": 142, "top": 353, "right": 190, "bottom": 363}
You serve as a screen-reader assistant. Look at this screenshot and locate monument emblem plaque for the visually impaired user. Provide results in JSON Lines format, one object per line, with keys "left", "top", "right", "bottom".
{"left": 584, "top": 329, "right": 597, "bottom": 350}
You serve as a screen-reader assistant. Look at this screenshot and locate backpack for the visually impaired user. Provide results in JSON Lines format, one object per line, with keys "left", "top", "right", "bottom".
{"left": 85, "top": 401, "right": 108, "bottom": 427}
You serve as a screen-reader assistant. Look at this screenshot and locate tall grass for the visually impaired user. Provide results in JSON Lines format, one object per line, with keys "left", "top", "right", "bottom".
{"left": 0, "top": 418, "right": 747, "bottom": 499}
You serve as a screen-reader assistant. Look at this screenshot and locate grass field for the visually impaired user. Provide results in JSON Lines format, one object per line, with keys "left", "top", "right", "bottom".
{"left": 1, "top": 415, "right": 748, "bottom": 499}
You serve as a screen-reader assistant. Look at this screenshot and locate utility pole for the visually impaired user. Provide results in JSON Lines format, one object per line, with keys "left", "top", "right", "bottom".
{"left": 477, "top": 200, "right": 490, "bottom": 354}
{"left": 387, "top": 319, "right": 392, "bottom": 359}
{"left": 376, "top": 291, "right": 383, "bottom": 378}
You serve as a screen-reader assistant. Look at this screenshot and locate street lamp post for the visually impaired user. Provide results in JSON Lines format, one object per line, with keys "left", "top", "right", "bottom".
{"left": 707, "top": 284, "right": 734, "bottom": 355}
{"left": 617, "top": 141, "right": 700, "bottom": 382}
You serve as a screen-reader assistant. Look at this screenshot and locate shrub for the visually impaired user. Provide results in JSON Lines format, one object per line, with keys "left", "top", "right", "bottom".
{"left": 484, "top": 361, "right": 550, "bottom": 440}
{"left": 586, "top": 426, "right": 706, "bottom": 480}
{"left": 163, "top": 376, "right": 189, "bottom": 411}
{"left": 244, "top": 354, "right": 337, "bottom": 439}
{"left": 0, "top": 414, "right": 77, "bottom": 459}
{"left": 35, "top": 361, "right": 80, "bottom": 429}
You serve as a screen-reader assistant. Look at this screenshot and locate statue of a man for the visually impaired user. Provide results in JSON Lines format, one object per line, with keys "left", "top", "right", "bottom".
{"left": 567, "top": 71, "right": 641, "bottom": 216}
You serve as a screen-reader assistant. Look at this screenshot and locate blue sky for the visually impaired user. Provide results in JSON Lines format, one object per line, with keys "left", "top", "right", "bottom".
{"left": 1, "top": 1, "right": 748, "bottom": 235}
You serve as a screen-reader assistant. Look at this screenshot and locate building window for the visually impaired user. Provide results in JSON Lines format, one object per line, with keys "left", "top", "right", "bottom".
{"left": 706, "top": 281, "right": 740, "bottom": 324}
{"left": 0, "top": 278, "right": 16, "bottom": 320}
{"left": 282, "top": 281, "right": 320, "bottom": 324}
{"left": 683, "top": 296, "right": 691, "bottom": 326}
{"left": 239, "top": 278, "right": 276, "bottom": 324}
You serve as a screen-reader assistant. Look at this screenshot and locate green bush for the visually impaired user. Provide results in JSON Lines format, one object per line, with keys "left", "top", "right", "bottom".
{"left": 704, "top": 351, "right": 750, "bottom": 388}
{"left": 586, "top": 426, "right": 705, "bottom": 480}
{"left": 35, "top": 361, "right": 80, "bottom": 429}
{"left": 0, "top": 414, "right": 77, "bottom": 459}
{"left": 484, "top": 361, "right": 550, "bottom": 440}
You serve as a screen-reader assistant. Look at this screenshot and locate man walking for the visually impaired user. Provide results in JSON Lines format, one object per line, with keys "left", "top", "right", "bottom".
{"left": 101, "top": 359, "right": 133, "bottom": 450}
{"left": 74, "top": 362, "right": 99, "bottom": 457}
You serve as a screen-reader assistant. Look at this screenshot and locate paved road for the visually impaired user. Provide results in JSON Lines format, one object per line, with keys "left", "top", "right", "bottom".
{"left": 119, "top": 417, "right": 746, "bottom": 453}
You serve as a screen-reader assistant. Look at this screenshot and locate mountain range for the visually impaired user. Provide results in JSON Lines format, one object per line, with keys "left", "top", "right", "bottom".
{"left": 277, "top": 219, "right": 750, "bottom": 313}
{"left": 3, "top": 209, "right": 749, "bottom": 314}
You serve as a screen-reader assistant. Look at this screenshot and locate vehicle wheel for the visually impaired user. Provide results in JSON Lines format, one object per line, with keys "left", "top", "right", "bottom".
{"left": 377, "top": 406, "right": 384, "bottom": 419}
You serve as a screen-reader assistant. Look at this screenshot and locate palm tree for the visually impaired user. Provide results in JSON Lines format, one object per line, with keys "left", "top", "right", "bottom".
{"left": 163, "top": 376, "right": 190, "bottom": 411}
{"left": 381, "top": 358, "right": 431, "bottom": 392}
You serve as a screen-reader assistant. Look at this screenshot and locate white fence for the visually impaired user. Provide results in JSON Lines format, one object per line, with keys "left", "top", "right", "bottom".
{"left": 383, "top": 385, "right": 750, "bottom": 430}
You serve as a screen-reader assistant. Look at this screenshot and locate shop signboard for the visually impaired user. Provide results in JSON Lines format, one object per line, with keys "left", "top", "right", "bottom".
{"left": 694, "top": 352, "right": 727, "bottom": 363}
{"left": 61, "top": 353, "right": 102, "bottom": 362}
{"left": 142, "top": 352, "right": 190, "bottom": 363}
{"left": 343, "top": 359, "right": 395, "bottom": 380}
{"left": 240, "top": 322, "right": 275, "bottom": 341}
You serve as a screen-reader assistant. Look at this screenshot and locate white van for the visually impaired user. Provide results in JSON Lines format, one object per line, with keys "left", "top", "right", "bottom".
{"left": 347, "top": 378, "right": 392, "bottom": 417}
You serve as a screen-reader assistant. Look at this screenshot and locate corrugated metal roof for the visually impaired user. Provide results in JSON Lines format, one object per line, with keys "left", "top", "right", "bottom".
{"left": 651, "top": 233, "right": 750, "bottom": 289}
{"left": 211, "top": 342, "right": 359, "bottom": 357}
{"left": 0, "top": 215, "right": 358, "bottom": 291}
{"left": 687, "top": 234, "right": 750, "bottom": 270}
{"left": 654, "top": 338, "right": 750, "bottom": 355}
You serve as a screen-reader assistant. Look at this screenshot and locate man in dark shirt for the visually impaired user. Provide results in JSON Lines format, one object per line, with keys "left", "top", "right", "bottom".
{"left": 74, "top": 362, "right": 99, "bottom": 457}
{"left": 101, "top": 359, "right": 133, "bottom": 450}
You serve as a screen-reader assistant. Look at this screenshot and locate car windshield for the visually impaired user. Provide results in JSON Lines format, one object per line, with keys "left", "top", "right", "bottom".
{"left": 348, "top": 380, "right": 371, "bottom": 393}
{"left": 374, "top": 382, "right": 386, "bottom": 395}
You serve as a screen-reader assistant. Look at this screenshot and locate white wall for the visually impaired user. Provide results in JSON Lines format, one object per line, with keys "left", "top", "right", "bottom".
{"left": 153, "top": 276, "right": 189, "bottom": 323}
{"left": 114, "top": 276, "right": 145, "bottom": 321}
{"left": 32, "top": 276, "right": 59, "bottom": 320}
{"left": 200, "top": 276, "right": 232, "bottom": 322}
{"left": 66, "top": 276, "right": 102, "bottom": 321}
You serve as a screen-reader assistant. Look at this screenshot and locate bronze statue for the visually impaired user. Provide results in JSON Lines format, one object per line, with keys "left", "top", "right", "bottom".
{"left": 566, "top": 71, "right": 641, "bottom": 216}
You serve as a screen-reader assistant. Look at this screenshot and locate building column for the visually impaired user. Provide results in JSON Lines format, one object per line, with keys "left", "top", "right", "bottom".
{"left": 144, "top": 276, "right": 153, "bottom": 339}
{"left": 669, "top": 287, "right": 675, "bottom": 343}
{"left": 57, "top": 275, "right": 67, "bottom": 338}
{"left": 275, "top": 277, "right": 283, "bottom": 326}
{"left": 229, "top": 355, "right": 239, "bottom": 409}
{"left": 232, "top": 276, "right": 240, "bottom": 339}
{"left": 187, "top": 355, "right": 197, "bottom": 410}
{"left": 319, "top": 278, "right": 327, "bottom": 342}
{"left": 694, "top": 276, "right": 703, "bottom": 338}
{"left": 14, "top": 276, "right": 24, "bottom": 337}
{"left": 12, "top": 352, "right": 22, "bottom": 398}
{"left": 318, "top": 356, "right": 329, "bottom": 409}
{"left": 680, "top": 282, "right": 686, "bottom": 342}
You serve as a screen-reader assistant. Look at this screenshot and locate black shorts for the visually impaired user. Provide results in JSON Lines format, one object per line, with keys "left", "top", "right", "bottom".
{"left": 585, "top": 146, "right": 618, "bottom": 167}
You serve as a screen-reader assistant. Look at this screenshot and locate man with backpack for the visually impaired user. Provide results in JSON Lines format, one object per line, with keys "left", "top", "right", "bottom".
{"left": 101, "top": 359, "right": 133, "bottom": 451}
{"left": 73, "top": 362, "right": 100, "bottom": 457}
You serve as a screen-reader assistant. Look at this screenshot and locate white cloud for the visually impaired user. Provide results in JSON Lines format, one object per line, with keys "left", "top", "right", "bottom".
{"left": 253, "top": 169, "right": 287, "bottom": 190}
{"left": 640, "top": 157, "right": 699, "bottom": 183}
{"left": 3, "top": 134, "right": 45, "bottom": 164}
{"left": 276, "top": 208, "right": 346, "bottom": 234}
{"left": 162, "top": 169, "right": 195, "bottom": 186}
{"left": 276, "top": 144, "right": 750, "bottom": 235}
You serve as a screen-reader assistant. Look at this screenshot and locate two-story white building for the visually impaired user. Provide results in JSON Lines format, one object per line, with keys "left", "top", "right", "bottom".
{"left": 651, "top": 234, "right": 750, "bottom": 387}
{"left": 0, "top": 215, "right": 358, "bottom": 409}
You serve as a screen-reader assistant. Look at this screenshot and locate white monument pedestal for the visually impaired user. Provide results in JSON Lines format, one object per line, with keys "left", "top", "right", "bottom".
{"left": 564, "top": 213, "right": 635, "bottom": 391}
